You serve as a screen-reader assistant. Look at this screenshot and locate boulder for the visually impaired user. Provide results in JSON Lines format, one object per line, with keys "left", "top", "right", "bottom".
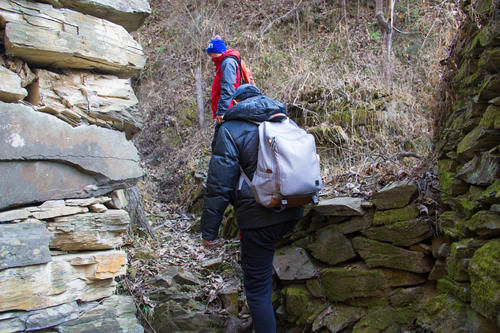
{"left": 437, "top": 277, "right": 471, "bottom": 303}
{"left": 352, "top": 237, "right": 433, "bottom": 273}
{"left": 447, "top": 239, "right": 487, "bottom": 282}
{"left": 55, "top": 295, "right": 143, "bottom": 332}
{"left": 0, "top": 66, "right": 27, "bottom": 102}
{"left": 372, "top": 205, "right": 420, "bottom": 225}
{"left": 320, "top": 267, "right": 387, "bottom": 302}
{"left": 0, "top": 102, "right": 143, "bottom": 210}
{"left": 0, "top": 0, "right": 145, "bottom": 77}
{"left": 353, "top": 306, "right": 414, "bottom": 333}
{"left": 0, "top": 220, "right": 52, "bottom": 270}
{"left": 47, "top": 210, "right": 130, "bottom": 250}
{"left": 306, "top": 225, "right": 357, "bottom": 265}
{"left": 313, "top": 197, "right": 365, "bottom": 216}
{"left": 457, "top": 126, "right": 500, "bottom": 160}
{"left": 35, "top": 0, "right": 151, "bottom": 32}
{"left": 312, "top": 305, "right": 365, "bottom": 333}
{"left": 362, "top": 219, "right": 432, "bottom": 246}
{"left": 456, "top": 151, "right": 500, "bottom": 186}
{"left": 469, "top": 239, "right": 500, "bottom": 324}
{"left": 372, "top": 180, "right": 418, "bottom": 210}
{"left": 273, "top": 247, "right": 318, "bottom": 280}
{"left": 464, "top": 210, "right": 500, "bottom": 237}
{"left": 29, "top": 69, "right": 142, "bottom": 138}
{"left": 283, "top": 285, "right": 327, "bottom": 325}
{"left": 0, "top": 250, "right": 127, "bottom": 312}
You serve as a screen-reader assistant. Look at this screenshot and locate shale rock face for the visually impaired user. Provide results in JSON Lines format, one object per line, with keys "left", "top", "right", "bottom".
{"left": 0, "top": 0, "right": 148, "bottom": 331}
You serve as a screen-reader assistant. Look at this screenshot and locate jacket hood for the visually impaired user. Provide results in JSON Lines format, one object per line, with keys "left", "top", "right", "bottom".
{"left": 211, "top": 49, "right": 240, "bottom": 66}
{"left": 224, "top": 84, "right": 288, "bottom": 122}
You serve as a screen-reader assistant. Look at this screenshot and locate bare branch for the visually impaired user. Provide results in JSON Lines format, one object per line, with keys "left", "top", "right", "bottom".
{"left": 260, "top": 0, "right": 303, "bottom": 38}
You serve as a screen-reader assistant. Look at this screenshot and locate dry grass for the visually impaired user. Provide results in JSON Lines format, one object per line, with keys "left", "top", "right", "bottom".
{"left": 134, "top": 0, "right": 460, "bottom": 206}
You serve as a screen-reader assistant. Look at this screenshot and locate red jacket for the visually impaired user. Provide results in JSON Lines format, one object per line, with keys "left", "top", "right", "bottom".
{"left": 210, "top": 49, "right": 241, "bottom": 119}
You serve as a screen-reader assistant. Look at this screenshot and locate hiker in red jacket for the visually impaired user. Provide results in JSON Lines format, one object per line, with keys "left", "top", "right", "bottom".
{"left": 206, "top": 36, "right": 242, "bottom": 150}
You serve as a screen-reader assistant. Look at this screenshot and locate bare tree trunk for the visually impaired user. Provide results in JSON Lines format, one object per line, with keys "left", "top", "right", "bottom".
{"left": 386, "top": 0, "right": 395, "bottom": 93}
{"left": 195, "top": 66, "right": 205, "bottom": 129}
{"left": 125, "top": 185, "right": 156, "bottom": 238}
{"left": 375, "top": 0, "right": 393, "bottom": 92}
{"left": 343, "top": 0, "right": 350, "bottom": 56}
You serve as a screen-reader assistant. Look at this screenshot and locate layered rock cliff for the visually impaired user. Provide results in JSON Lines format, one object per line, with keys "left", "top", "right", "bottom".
{"left": 0, "top": 0, "right": 150, "bottom": 331}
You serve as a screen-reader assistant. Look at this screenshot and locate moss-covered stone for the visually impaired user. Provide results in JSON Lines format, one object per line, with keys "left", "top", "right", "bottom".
{"left": 416, "top": 294, "right": 469, "bottom": 332}
{"left": 478, "top": 48, "right": 500, "bottom": 72}
{"left": 479, "top": 105, "right": 500, "bottom": 129}
{"left": 469, "top": 239, "right": 500, "bottom": 323}
{"left": 372, "top": 180, "right": 418, "bottom": 210}
{"left": 439, "top": 171, "right": 469, "bottom": 199}
{"left": 437, "top": 277, "right": 471, "bottom": 302}
{"left": 438, "top": 159, "right": 458, "bottom": 174}
{"left": 477, "top": 75, "right": 500, "bottom": 102}
{"left": 456, "top": 152, "right": 500, "bottom": 186}
{"left": 352, "top": 306, "right": 414, "bottom": 333}
{"left": 464, "top": 210, "right": 500, "bottom": 237}
{"left": 363, "top": 219, "right": 432, "bottom": 246}
{"left": 480, "top": 179, "right": 500, "bottom": 203}
{"left": 352, "top": 237, "right": 433, "bottom": 273}
{"left": 305, "top": 278, "right": 324, "bottom": 298}
{"left": 306, "top": 225, "right": 356, "bottom": 265}
{"left": 447, "top": 239, "right": 487, "bottom": 282}
{"left": 320, "top": 268, "right": 387, "bottom": 302}
{"left": 449, "top": 195, "right": 482, "bottom": 219}
{"left": 283, "top": 285, "right": 328, "bottom": 325}
{"left": 372, "top": 205, "right": 419, "bottom": 225}
{"left": 457, "top": 126, "right": 500, "bottom": 160}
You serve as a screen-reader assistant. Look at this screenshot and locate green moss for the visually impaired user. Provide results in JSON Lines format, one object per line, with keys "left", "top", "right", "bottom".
{"left": 479, "top": 105, "right": 500, "bottom": 129}
{"left": 464, "top": 210, "right": 500, "bottom": 236}
{"left": 469, "top": 239, "right": 500, "bottom": 322}
{"left": 438, "top": 159, "right": 458, "bottom": 174}
{"left": 451, "top": 196, "right": 481, "bottom": 219}
{"left": 284, "top": 286, "right": 327, "bottom": 325}
{"left": 373, "top": 205, "right": 419, "bottom": 225}
{"left": 320, "top": 268, "right": 386, "bottom": 302}
{"left": 437, "top": 277, "right": 471, "bottom": 302}
{"left": 480, "top": 179, "right": 500, "bottom": 203}
{"left": 352, "top": 306, "right": 414, "bottom": 333}
{"left": 439, "top": 171, "right": 469, "bottom": 198}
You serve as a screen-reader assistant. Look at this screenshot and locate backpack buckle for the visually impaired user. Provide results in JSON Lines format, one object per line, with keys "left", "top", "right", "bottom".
{"left": 312, "top": 195, "right": 319, "bottom": 205}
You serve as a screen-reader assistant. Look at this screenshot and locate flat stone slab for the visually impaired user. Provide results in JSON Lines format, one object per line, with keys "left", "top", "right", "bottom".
{"left": 48, "top": 210, "right": 130, "bottom": 250}
{"left": 352, "top": 237, "right": 433, "bottom": 273}
{"left": 314, "top": 197, "right": 365, "bottom": 216}
{"left": 0, "top": 221, "right": 52, "bottom": 270}
{"left": 363, "top": 220, "right": 432, "bottom": 246}
{"left": 0, "top": 66, "right": 27, "bottom": 102}
{"left": 0, "top": 0, "right": 145, "bottom": 77}
{"left": 37, "top": 0, "right": 151, "bottom": 32}
{"left": 30, "top": 69, "right": 142, "bottom": 138}
{"left": 0, "top": 250, "right": 127, "bottom": 312}
{"left": 372, "top": 180, "right": 418, "bottom": 210}
{"left": 273, "top": 247, "right": 318, "bottom": 280}
{"left": 0, "top": 102, "right": 143, "bottom": 210}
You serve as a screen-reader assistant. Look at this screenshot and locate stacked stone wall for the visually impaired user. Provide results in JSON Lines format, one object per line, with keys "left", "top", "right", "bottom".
{"left": 0, "top": 0, "right": 150, "bottom": 331}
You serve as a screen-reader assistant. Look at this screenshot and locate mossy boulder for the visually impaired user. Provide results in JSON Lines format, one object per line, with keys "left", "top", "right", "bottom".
{"left": 283, "top": 285, "right": 327, "bottom": 325}
{"left": 352, "top": 306, "right": 414, "bottom": 333}
{"left": 416, "top": 294, "right": 469, "bottom": 332}
{"left": 479, "top": 105, "right": 500, "bottom": 129}
{"left": 477, "top": 75, "right": 500, "bottom": 102}
{"left": 449, "top": 195, "right": 483, "bottom": 219}
{"left": 439, "top": 170, "right": 469, "bottom": 199}
{"left": 306, "top": 225, "right": 356, "bottom": 265}
{"left": 456, "top": 151, "right": 500, "bottom": 186}
{"left": 439, "top": 210, "right": 468, "bottom": 238}
{"left": 437, "top": 277, "right": 471, "bottom": 303}
{"left": 372, "top": 205, "right": 420, "bottom": 226}
{"left": 480, "top": 179, "right": 500, "bottom": 203}
{"left": 447, "top": 239, "right": 487, "bottom": 282}
{"left": 320, "top": 268, "right": 387, "bottom": 302}
{"left": 457, "top": 126, "right": 500, "bottom": 160}
{"left": 313, "top": 305, "right": 365, "bottom": 333}
{"left": 371, "top": 180, "right": 418, "bottom": 210}
{"left": 478, "top": 48, "right": 500, "bottom": 72}
{"left": 352, "top": 237, "right": 433, "bottom": 273}
{"left": 469, "top": 239, "right": 500, "bottom": 324}
{"left": 464, "top": 210, "right": 500, "bottom": 237}
{"left": 362, "top": 219, "right": 432, "bottom": 246}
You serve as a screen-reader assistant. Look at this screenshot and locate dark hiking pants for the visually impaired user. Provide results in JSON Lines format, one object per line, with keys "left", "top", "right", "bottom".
{"left": 240, "top": 220, "right": 297, "bottom": 333}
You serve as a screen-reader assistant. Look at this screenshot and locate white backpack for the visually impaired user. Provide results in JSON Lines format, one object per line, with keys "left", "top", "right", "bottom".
{"left": 239, "top": 114, "right": 322, "bottom": 209}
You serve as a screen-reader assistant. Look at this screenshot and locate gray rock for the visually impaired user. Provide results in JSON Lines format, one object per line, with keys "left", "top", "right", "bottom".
{"left": 456, "top": 152, "right": 500, "bottom": 186}
{"left": 0, "top": 220, "right": 52, "bottom": 270}
{"left": 48, "top": 210, "right": 130, "bottom": 250}
{"left": 372, "top": 180, "right": 418, "bottom": 210}
{"left": 352, "top": 237, "right": 433, "bottom": 273}
{"left": 335, "top": 214, "right": 372, "bottom": 234}
{"left": 0, "top": 102, "right": 143, "bottom": 210}
{"left": 36, "top": 0, "right": 151, "bottom": 32}
{"left": 0, "top": 208, "right": 31, "bottom": 222}
{"left": 0, "top": 65, "right": 27, "bottom": 102}
{"left": 273, "top": 247, "right": 318, "bottom": 280}
{"left": 307, "top": 225, "right": 357, "bottom": 265}
{"left": 0, "top": 0, "right": 145, "bottom": 77}
{"left": 314, "top": 197, "right": 365, "bottom": 216}
{"left": 362, "top": 219, "right": 432, "bottom": 246}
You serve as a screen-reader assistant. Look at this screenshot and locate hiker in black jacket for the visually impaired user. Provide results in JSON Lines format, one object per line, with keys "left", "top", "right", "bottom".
{"left": 200, "top": 84, "right": 303, "bottom": 333}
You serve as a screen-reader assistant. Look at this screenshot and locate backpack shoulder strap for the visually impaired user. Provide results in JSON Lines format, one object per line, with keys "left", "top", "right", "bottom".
{"left": 225, "top": 55, "right": 243, "bottom": 85}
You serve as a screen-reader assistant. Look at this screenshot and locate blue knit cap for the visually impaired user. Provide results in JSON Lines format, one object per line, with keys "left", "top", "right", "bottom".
{"left": 206, "top": 36, "right": 226, "bottom": 54}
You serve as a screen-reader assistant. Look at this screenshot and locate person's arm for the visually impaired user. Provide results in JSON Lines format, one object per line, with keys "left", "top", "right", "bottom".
{"left": 200, "top": 126, "right": 240, "bottom": 241}
{"left": 216, "top": 58, "right": 238, "bottom": 116}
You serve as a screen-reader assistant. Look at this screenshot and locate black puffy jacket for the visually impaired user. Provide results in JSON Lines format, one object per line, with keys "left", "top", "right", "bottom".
{"left": 201, "top": 85, "right": 303, "bottom": 241}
